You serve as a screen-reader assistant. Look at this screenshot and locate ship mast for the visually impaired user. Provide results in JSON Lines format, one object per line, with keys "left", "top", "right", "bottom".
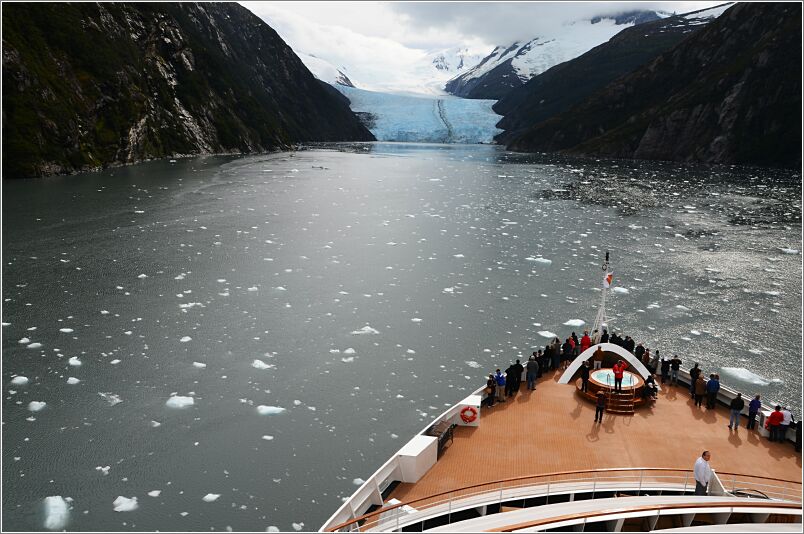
{"left": 591, "top": 251, "right": 610, "bottom": 344}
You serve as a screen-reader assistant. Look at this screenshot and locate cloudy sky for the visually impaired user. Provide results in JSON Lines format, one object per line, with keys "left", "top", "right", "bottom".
{"left": 241, "top": 1, "right": 724, "bottom": 91}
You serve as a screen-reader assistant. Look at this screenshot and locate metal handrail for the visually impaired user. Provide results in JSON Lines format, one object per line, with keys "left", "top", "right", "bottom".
{"left": 325, "top": 467, "right": 802, "bottom": 531}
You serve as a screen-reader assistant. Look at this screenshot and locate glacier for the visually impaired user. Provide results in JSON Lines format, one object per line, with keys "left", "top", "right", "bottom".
{"left": 337, "top": 86, "right": 502, "bottom": 144}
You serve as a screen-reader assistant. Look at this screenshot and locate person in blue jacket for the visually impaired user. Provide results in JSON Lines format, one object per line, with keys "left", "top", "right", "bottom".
{"left": 494, "top": 368, "right": 506, "bottom": 403}
{"left": 705, "top": 373, "right": 720, "bottom": 409}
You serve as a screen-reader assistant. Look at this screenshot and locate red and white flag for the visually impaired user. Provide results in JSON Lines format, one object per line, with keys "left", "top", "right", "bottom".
{"left": 603, "top": 272, "right": 613, "bottom": 288}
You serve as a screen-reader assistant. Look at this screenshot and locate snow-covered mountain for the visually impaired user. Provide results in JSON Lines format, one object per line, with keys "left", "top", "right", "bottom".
{"left": 297, "top": 53, "right": 356, "bottom": 88}
{"left": 446, "top": 10, "right": 673, "bottom": 99}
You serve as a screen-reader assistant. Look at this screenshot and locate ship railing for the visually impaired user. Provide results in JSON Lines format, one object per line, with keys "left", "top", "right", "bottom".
{"left": 323, "top": 467, "right": 802, "bottom": 532}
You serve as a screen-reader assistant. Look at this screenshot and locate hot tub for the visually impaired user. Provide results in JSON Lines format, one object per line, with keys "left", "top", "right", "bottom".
{"left": 590, "top": 369, "right": 638, "bottom": 388}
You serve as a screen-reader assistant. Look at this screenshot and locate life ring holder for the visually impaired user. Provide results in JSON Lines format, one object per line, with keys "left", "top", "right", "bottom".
{"left": 460, "top": 406, "right": 478, "bottom": 424}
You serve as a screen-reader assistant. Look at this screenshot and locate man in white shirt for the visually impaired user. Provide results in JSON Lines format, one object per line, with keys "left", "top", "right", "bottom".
{"left": 694, "top": 450, "right": 712, "bottom": 495}
{"left": 781, "top": 407, "right": 793, "bottom": 441}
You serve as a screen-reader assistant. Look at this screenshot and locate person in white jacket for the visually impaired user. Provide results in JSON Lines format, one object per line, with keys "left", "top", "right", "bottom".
{"left": 694, "top": 450, "right": 712, "bottom": 495}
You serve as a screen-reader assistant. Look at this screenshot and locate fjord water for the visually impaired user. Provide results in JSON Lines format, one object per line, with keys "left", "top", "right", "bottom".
{"left": 3, "top": 143, "right": 801, "bottom": 531}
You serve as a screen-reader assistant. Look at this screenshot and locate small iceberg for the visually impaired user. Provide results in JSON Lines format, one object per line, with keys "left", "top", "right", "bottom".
{"left": 68, "top": 357, "right": 82, "bottom": 366}
{"left": 350, "top": 325, "right": 380, "bottom": 335}
{"left": 613, "top": 287, "right": 629, "bottom": 294}
{"left": 11, "top": 376, "right": 29, "bottom": 386}
{"left": 538, "top": 330, "right": 557, "bottom": 339}
{"left": 779, "top": 247, "right": 799, "bottom": 254}
{"left": 166, "top": 395, "right": 194, "bottom": 409}
{"left": 251, "top": 359, "right": 274, "bottom": 370}
{"left": 112, "top": 496, "right": 138, "bottom": 512}
{"left": 28, "top": 401, "right": 46, "bottom": 412}
{"left": 202, "top": 493, "right": 220, "bottom": 502}
{"left": 719, "top": 367, "right": 770, "bottom": 386}
{"left": 43, "top": 496, "right": 70, "bottom": 530}
{"left": 563, "top": 319, "right": 585, "bottom": 327}
{"left": 179, "top": 336, "right": 192, "bottom": 343}
{"left": 526, "top": 257, "right": 552, "bottom": 264}
{"left": 256, "top": 405, "right": 286, "bottom": 415}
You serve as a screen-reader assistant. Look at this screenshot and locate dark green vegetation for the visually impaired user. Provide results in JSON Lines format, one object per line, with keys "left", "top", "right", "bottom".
{"left": 493, "top": 6, "right": 722, "bottom": 144}
{"left": 503, "top": 3, "right": 802, "bottom": 168}
{"left": 2, "top": 3, "right": 373, "bottom": 178}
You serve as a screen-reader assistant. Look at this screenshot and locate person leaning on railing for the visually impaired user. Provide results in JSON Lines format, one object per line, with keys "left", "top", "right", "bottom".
{"left": 766, "top": 405, "right": 784, "bottom": 442}
{"left": 747, "top": 395, "right": 762, "bottom": 429}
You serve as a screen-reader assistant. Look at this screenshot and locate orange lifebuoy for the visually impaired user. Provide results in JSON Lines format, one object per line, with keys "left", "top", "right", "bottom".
{"left": 460, "top": 406, "right": 478, "bottom": 423}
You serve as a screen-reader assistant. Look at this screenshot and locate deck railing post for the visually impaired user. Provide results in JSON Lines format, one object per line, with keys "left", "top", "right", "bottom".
{"left": 592, "top": 471, "right": 597, "bottom": 499}
{"left": 639, "top": 470, "right": 644, "bottom": 495}
{"left": 448, "top": 491, "right": 452, "bottom": 525}
{"left": 546, "top": 480, "right": 551, "bottom": 504}
{"left": 731, "top": 474, "right": 736, "bottom": 494}
{"left": 499, "top": 481, "right": 504, "bottom": 506}
{"left": 683, "top": 471, "right": 690, "bottom": 493}
{"left": 395, "top": 503, "right": 399, "bottom": 532}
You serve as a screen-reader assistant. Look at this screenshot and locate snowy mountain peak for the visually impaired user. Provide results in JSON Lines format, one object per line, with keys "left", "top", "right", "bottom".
{"left": 298, "top": 53, "right": 356, "bottom": 88}
{"left": 427, "top": 47, "right": 483, "bottom": 74}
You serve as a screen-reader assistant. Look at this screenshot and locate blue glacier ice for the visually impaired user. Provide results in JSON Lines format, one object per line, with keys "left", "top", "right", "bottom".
{"left": 337, "top": 86, "right": 502, "bottom": 144}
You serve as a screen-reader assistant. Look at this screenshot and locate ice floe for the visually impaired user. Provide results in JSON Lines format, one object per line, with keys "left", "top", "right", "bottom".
{"left": 538, "top": 331, "right": 557, "bottom": 338}
{"left": 43, "top": 496, "right": 69, "bottom": 530}
{"left": 166, "top": 395, "right": 194, "bottom": 408}
{"left": 465, "top": 361, "right": 482, "bottom": 368}
{"left": 719, "top": 367, "right": 770, "bottom": 386}
{"left": 66, "top": 377, "right": 80, "bottom": 385}
{"left": 613, "top": 287, "right": 629, "bottom": 294}
{"left": 98, "top": 392, "right": 122, "bottom": 406}
{"left": 112, "top": 496, "right": 138, "bottom": 512}
{"left": 10, "top": 376, "right": 29, "bottom": 386}
{"left": 28, "top": 401, "right": 46, "bottom": 412}
{"left": 779, "top": 247, "right": 799, "bottom": 254}
{"left": 563, "top": 319, "right": 585, "bottom": 327}
{"left": 179, "top": 336, "right": 192, "bottom": 343}
{"left": 350, "top": 325, "right": 380, "bottom": 335}
{"left": 256, "top": 405, "right": 286, "bottom": 415}
{"left": 526, "top": 257, "right": 552, "bottom": 264}
{"left": 251, "top": 359, "right": 274, "bottom": 370}
{"left": 68, "top": 357, "right": 82, "bottom": 366}
{"left": 27, "top": 342, "right": 42, "bottom": 349}
{"left": 192, "top": 362, "right": 207, "bottom": 369}
{"left": 202, "top": 493, "right": 220, "bottom": 502}
{"left": 59, "top": 328, "right": 74, "bottom": 333}
{"left": 18, "top": 337, "right": 30, "bottom": 344}
{"left": 147, "top": 490, "right": 161, "bottom": 497}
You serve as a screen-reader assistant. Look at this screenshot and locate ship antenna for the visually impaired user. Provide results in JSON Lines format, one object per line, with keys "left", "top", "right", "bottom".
{"left": 591, "top": 251, "right": 611, "bottom": 344}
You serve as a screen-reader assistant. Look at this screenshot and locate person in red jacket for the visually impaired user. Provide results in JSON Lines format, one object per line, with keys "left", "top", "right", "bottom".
{"left": 612, "top": 360, "right": 628, "bottom": 393}
{"left": 766, "top": 405, "right": 785, "bottom": 442}
{"left": 580, "top": 330, "right": 591, "bottom": 353}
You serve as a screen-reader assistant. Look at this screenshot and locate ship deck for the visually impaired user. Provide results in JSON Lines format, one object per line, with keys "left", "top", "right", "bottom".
{"left": 389, "top": 369, "right": 801, "bottom": 504}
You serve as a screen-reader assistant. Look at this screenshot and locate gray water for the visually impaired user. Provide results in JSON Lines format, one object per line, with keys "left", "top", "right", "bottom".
{"left": 2, "top": 143, "right": 801, "bottom": 531}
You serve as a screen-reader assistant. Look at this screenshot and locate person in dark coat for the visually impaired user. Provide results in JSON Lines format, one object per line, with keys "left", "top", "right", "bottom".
{"left": 643, "top": 373, "right": 658, "bottom": 400}
{"left": 511, "top": 359, "right": 524, "bottom": 394}
{"left": 634, "top": 343, "right": 645, "bottom": 362}
{"left": 747, "top": 395, "right": 762, "bottom": 429}
{"left": 562, "top": 339, "right": 573, "bottom": 370}
{"left": 485, "top": 374, "right": 496, "bottom": 407}
{"left": 505, "top": 363, "right": 517, "bottom": 397}
{"left": 526, "top": 356, "right": 539, "bottom": 390}
{"left": 705, "top": 374, "right": 720, "bottom": 409}
{"left": 689, "top": 364, "right": 701, "bottom": 397}
{"left": 728, "top": 393, "right": 745, "bottom": 429}
{"left": 580, "top": 361, "right": 590, "bottom": 392}
{"left": 600, "top": 329, "right": 609, "bottom": 343}
{"left": 660, "top": 357, "right": 671, "bottom": 384}
{"left": 594, "top": 391, "right": 606, "bottom": 423}
{"left": 694, "top": 376, "right": 707, "bottom": 407}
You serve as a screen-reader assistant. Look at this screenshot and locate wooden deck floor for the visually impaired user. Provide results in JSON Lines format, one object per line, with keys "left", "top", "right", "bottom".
{"left": 390, "top": 369, "right": 801, "bottom": 503}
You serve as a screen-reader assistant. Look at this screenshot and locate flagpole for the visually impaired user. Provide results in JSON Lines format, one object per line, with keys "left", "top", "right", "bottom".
{"left": 591, "top": 251, "right": 610, "bottom": 344}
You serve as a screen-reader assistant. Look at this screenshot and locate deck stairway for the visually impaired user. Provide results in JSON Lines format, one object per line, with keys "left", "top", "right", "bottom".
{"left": 607, "top": 389, "right": 635, "bottom": 415}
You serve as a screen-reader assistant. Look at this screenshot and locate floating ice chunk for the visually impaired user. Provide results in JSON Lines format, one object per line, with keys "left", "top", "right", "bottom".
{"left": 68, "top": 357, "right": 82, "bottom": 366}
{"left": 27, "top": 342, "right": 42, "bottom": 349}
{"left": 59, "top": 328, "right": 74, "bottom": 333}
{"left": 350, "top": 325, "right": 380, "bottom": 335}
{"left": 719, "top": 367, "right": 770, "bottom": 386}
{"left": 43, "top": 496, "right": 69, "bottom": 530}
{"left": 292, "top": 523, "right": 303, "bottom": 531}
{"left": 275, "top": 286, "right": 287, "bottom": 291}
{"left": 780, "top": 247, "right": 799, "bottom": 254}
{"left": 147, "top": 490, "right": 161, "bottom": 497}
{"left": 150, "top": 421, "right": 161, "bottom": 427}
{"left": 526, "top": 257, "right": 552, "bottom": 264}
{"left": 613, "top": 287, "right": 629, "bottom": 294}
{"left": 267, "top": 527, "right": 280, "bottom": 532}
{"left": 99, "top": 392, "right": 122, "bottom": 406}
{"left": 343, "top": 348, "right": 356, "bottom": 355}
{"left": 247, "top": 287, "right": 259, "bottom": 292}
{"left": 11, "top": 376, "right": 29, "bottom": 386}
{"left": 252, "top": 359, "right": 274, "bottom": 370}
{"left": 19, "top": 337, "right": 30, "bottom": 344}
{"left": 256, "top": 405, "right": 286, "bottom": 415}
{"left": 112, "top": 496, "right": 138, "bottom": 512}
{"left": 763, "top": 291, "right": 781, "bottom": 296}
{"left": 675, "top": 305, "right": 690, "bottom": 311}
{"left": 110, "top": 359, "right": 121, "bottom": 365}
{"left": 179, "top": 336, "right": 192, "bottom": 343}
{"left": 442, "top": 287, "right": 455, "bottom": 293}
{"left": 690, "top": 330, "right": 701, "bottom": 335}
{"left": 538, "top": 331, "right": 557, "bottom": 339}
{"left": 563, "top": 319, "right": 585, "bottom": 327}
{"left": 192, "top": 362, "right": 207, "bottom": 369}
{"left": 748, "top": 348, "right": 764, "bottom": 355}
{"left": 202, "top": 493, "right": 220, "bottom": 502}
{"left": 28, "top": 401, "right": 46, "bottom": 412}
{"left": 465, "top": 361, "right": 481, "bottom": 368}
{"left": 453, "top": 254, "right": 465, "bottom": 258}
{"left": 352, "top": 478, "right": 365, "bottom": 486}
{"left": 411, "top": 318, "right": 422, "bottom": 323}
{"left": 137, "top": 274, "right": 148, "bottom": 279}
{"left": 166, "top": 395, "right": 194, "bottom": 408}
{"left": 95, "top": 466, "right": 110, "bottom": 476}
{"left": 341, "top": 357, "right": 355, "bottom": 363}
{"left": 262, "top": 435, "right": 274, "bottom": 441}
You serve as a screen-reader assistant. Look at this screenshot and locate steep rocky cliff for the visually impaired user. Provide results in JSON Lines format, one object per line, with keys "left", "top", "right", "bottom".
{"left": 506, "top": 3, "right": 801, "bottom": 168}
{"left": 493, "top": 5, "right": 729, "bottom": 145}
{"left": 2, "top": 3, "right": 374, "bottom": 178}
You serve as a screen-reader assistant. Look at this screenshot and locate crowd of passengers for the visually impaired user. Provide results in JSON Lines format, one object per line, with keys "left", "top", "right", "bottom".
{"left": 480, "top": 328, "right": 802, "bottom": 453}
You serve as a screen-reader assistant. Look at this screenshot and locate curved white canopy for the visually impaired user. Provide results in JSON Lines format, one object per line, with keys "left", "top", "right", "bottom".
{"left": 557, "top": 343, "right": 651, "bottom": 384}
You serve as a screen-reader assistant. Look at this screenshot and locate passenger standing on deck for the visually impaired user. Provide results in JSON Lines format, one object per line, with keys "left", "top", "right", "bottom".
{"left": 526, "top": 356, "right": 539, "bottom": 390}
{"left": 729, "top": 393, "right": 745, "bottom": 429}
{"left": 747, "top": 395, "right": 762, "bottom": 429}
{"left": 505, "top": 363, "right": 517, "bottom": 397}
{"left": 512, "top": 359, "right": 524, "bottom": 393}
{"left": 780, "top": 407, "right": 793, "bottom": 441}
{"left": 580, "top": 361, "right": 590, "bottom": 393}
{"left": 494, "top": 369, "right": 506, "bottom": 403}
{"left": 580, "top": 330, "right": 591, "bottom": 353}
{"left": 571, "top": 332, "right": 580, "bottom": 357}
{"left": 594, "top": 391, "right": 606, "bottom": 423}
{"left": 694, "top": 451, "right": 713, "bottom": 495}
{"left": 612, "top": 360, "right": 628, "bottom": 393}
{"left": 669, "top": 355, "right": 682, "bottom": 385}
{"left": 706, "top": 374, "right": 720, "bottom": 409}
{"left": 766, "top": 406, "right": 783, "bottom": 441}
{"left": 551, "top": 339, "right": 561, "bottom": 372}
{"left": 694, "top": 375, "right": 707, "bottom": 407}
{"left": 562, "top": 338, "right": 573, "bottom": 370}
{"left": 634, "top": 343, "right": 645, "bottom": 362}
{"left": 600, "top": 329, "right": 609, "bottom": 343}
{"left": 689, "top": 364, "right": 701, "bottom": 397}
{"left": 660, "top": 357, "right": 670, "bottom": 384}
{"left": 485, "top": 374, "right": 496, "bottom": 407}
{"left": 650, "top": 349, "right": 660, "bottom": 374}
